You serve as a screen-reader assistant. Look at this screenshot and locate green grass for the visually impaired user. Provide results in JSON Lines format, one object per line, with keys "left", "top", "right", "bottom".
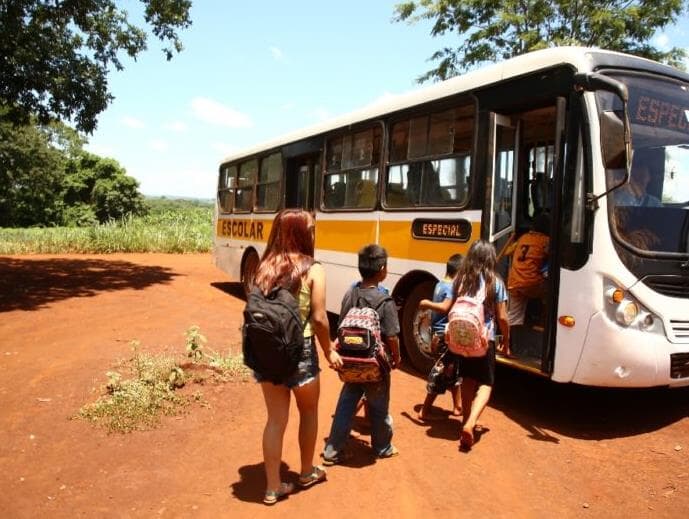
{"left": 0, "top": 197, "right": 214, "bottom": 254}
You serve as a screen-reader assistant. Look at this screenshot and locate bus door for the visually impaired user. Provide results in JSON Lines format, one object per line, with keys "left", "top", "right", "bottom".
{"left": 487, "top": 111, "right": 548, "bottom": 372}
{"left": 487, "top": 103, "right": 565, "bottom": 374}
{"left": 488, "top": 114, "right": 519, "bottom": 275}
{"left": 285, "top": 153, "right": 320, "bottom": 210}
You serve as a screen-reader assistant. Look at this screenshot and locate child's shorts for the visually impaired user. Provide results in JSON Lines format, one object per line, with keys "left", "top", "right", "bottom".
{"left": 254, "top": 336, "right": 321, "bottom": 388}
{"left": 426, "top": 336, "right": 461, "bottom": 395}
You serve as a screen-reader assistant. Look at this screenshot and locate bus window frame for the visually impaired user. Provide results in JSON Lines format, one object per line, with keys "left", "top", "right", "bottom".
{"left": 217, "top": 163, "right": 237, "bottom": 214}
{"left": 254, "top": 151, "right": 283, "bottom": 214}
{"left": 382, "top": 98, "right": 476, "bottom": 211}
{"left": 233, "top": 158, "right": 258, "bottom": 214}
{"left": 320, "top": 121, "right": 384, "bottom": 212}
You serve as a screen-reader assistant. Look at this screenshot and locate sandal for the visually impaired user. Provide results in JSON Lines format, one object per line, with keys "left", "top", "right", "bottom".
{"left": 459, "top": 429, "right": 474, "bottom": 451}
{"left": 299, "top": 465, "right": 327, "bottom": 488}
{"left": 263, "top": 482, "right": 295, "bottom": 505}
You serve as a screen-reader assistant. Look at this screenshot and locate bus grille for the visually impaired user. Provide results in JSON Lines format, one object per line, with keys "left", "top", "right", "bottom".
{"left": 642, "top": 275, "right": 689, "bottom": 299}
{"left": 670, "top": 320, "right": 689, "bottom": 341}
{"left": 670, "top": 353, "right": 689, "bottom": 379}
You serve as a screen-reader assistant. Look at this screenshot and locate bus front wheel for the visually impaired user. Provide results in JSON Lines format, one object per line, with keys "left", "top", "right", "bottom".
{"left": 241, "top": 249, "right": 259, "bottom": 297}
{"left": 401, "top": 280, "right": 436, "bottom": 374}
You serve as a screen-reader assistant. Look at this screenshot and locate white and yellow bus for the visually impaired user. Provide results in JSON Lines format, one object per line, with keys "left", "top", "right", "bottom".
{"left": 213, "top": 47, "right": 689, "bottom": 388}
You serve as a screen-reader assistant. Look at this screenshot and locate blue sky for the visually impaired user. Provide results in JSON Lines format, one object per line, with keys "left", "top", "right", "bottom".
{"left": 85, "top": 2, "right": 689, "bottom": 199}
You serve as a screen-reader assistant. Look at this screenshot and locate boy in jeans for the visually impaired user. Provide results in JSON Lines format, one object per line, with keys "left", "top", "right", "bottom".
{"left": 322, "top": 244, "right": 401, "bottom": 464}
{"left": 418, "top": 253, "right": 463, "bottom": 421}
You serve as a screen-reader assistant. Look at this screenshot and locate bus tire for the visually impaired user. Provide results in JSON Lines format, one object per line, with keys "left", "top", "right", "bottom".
{"left": 401, "top": 280, "right": 436, "bottom": 374}
{"left": 241, "top": 249, "right": 259, "bottom": 297}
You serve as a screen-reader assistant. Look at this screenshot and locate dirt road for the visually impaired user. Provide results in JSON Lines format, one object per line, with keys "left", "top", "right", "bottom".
{"left": 0, "top": 254, "right": 687, "bottom": 518}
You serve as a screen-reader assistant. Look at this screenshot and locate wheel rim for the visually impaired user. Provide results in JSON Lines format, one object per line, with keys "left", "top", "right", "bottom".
{"left": 413, "top": 309, "right": 434, "bottom": 356}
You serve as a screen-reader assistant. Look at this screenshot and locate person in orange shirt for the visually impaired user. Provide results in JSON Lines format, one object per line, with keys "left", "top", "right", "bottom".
{"left": 505, "top": 212, "right": 551, "bottom": 333}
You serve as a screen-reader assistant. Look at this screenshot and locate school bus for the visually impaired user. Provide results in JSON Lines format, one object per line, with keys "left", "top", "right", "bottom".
{"left": 213, "top": 47, "right": 689, "bottom": 388}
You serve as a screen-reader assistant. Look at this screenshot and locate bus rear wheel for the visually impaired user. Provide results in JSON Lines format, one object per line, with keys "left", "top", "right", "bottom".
{"left": 401, "top": 280, "right": 436, "bottom": 374}
{"left": 241, "top": 249, "right": 259, "bottom": 297}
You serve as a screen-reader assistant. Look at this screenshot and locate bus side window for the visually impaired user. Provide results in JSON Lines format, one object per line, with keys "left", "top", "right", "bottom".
{"left": 323, "top": 127, "right": 381, "bottom": 211}
{"left": 384, "top": 101, "right": 473, "bottom": 209}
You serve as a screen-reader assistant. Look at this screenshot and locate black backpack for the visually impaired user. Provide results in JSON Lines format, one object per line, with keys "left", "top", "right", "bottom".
{"left": 242, "top": 286, "right": 304, "bottom": 384}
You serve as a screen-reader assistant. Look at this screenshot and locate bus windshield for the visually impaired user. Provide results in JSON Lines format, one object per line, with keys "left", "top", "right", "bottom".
{"left": 598, "top": 72, "right": 689, "bottom": 255}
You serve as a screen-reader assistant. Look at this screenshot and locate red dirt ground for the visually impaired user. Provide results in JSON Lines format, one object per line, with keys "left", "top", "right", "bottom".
{"left": 0, "top": 253, "right": 687, "bottom": 518}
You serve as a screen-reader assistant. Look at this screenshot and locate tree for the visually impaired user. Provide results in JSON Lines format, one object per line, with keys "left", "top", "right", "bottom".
{"left": 0, "top": 0, "right": 192, "bottom": 133}
{"left": 394, "top": 0, "right": 688, "bottom": 82}
{"left": 62, "top": 152, "right": 147, "bottom": 226}
{"left": 0, "top": 113, "right": 146, "bottom": 227}
{"left": 0, "top": 112, "right": 68, "bottom": 227}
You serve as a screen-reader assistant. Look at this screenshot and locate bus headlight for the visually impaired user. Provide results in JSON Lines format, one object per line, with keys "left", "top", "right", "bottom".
{"left": 615, "top": 299, "right": 639, "bottom": 326}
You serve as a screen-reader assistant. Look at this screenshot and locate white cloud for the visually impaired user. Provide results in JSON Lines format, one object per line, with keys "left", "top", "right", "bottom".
{"left": 149, "top": 138, "right": 169, "bottom": 152}
{"left": 211, "top": 141, "right": 239, "bottom": 157}
{"left": 270, "top": 46, "right": 285, "bottom": 61}
{"left": 191, "top": 97, "right": 253, "bottom": 128}
{"left": 121, "top": 116, "right": 145, "bottom": 129}
{"left": 164, "top": 121, "right": 187, "bottom": 132}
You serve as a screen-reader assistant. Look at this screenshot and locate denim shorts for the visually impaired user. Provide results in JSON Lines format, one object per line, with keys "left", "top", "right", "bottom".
{"left": 254, "top": 336, "right": 321, "bottom": 388}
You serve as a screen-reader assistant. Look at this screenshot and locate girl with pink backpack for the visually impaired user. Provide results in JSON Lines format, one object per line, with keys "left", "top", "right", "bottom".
{"left": 420, "top": 240, "right": 510, "bottom": 451}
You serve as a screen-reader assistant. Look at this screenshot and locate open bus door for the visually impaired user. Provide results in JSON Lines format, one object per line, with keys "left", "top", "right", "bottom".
{"left": 486, "top": 100, "right": 567, "bottom": 375}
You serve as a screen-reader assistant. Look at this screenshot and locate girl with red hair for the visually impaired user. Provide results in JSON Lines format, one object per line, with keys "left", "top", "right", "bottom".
{"left": 252, "top": 209, "right": 342, "bottom": 505}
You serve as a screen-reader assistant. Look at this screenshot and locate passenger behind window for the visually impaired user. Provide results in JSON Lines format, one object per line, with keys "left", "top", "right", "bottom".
{"left": 356, "top": 179, "right": 377, "bottom": 208}
{"left": 325, "top": 181, "right": 346, "bottom": 209}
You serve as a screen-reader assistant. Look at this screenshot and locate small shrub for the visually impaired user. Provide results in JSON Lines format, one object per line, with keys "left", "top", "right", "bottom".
{"left": 78, "top": 328, "right": 250, "bottom": 433}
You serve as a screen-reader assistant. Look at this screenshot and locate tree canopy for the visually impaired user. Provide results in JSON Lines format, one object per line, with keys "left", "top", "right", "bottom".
{"left": 0, "top": 114, "right": 146, "bottom": 228}
{"left": 394, "top": 0, "right": 689, "bottom": 82}
{"left": 0, "top": 0, "right": 192, "bottom": 133}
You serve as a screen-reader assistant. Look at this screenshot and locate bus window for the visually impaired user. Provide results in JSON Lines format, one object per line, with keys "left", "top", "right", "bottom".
{"left": 235, "top": 159, "right": 257, "bottom": 213}
{"left": 218, "top": 164, "right": 237, "bottom": 213}
{"left": 492, "top": 124, "right": 516, "bottom": 234}
{"left": 385, "top": 103, "right": 473, "bottom": 208}
{"left": 256, "top": 153, "right": 282, "bottom": 212}
{"left": 323, "top": 126, "right": 381, "bottom": 210}
{"left": 527, "top": 144, "right": 555, "bottom": 216}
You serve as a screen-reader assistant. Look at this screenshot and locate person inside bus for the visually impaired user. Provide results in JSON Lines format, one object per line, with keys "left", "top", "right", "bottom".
{"left": 417, "top": 253, "right": 464, "bottom": 422}
{"left": 613, "top": 155, "right": 662, "bottom": 207}
{"left": 251, "top": 209, "right": 343, "bottom": 505}
{"left": 505, "top": 212, "right": 551, "bottom": 340}
{"left": 419, "top": 240, "right": 509, "bottom": 451}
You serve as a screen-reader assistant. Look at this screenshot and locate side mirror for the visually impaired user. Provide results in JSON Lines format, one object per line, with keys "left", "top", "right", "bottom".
{"left": 574, "top": 72, "right": 632, "bottom": 209}
{"left": 600, "top": 111, "right": 627, "bottom": 170}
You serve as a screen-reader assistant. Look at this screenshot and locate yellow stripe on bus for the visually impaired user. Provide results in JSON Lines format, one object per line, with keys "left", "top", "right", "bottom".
{"left": 316, "top": 220, "right": 377, "bottom": 253}
{"left": 216, "top": 217, "right": 480, "bottom": 263}
{"left": 379, "top": 220, "right": 479, "bottom": 262}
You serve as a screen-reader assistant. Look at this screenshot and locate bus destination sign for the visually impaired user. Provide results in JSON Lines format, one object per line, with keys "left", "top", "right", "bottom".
{"left": 412, "top": 218, "right": 472, "bottom": 242}
{"left": 630, "top": 88, "right": 689, "bottom": 135}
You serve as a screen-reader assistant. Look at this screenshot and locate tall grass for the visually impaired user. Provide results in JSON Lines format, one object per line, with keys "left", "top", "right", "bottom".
{"left": 0, "top": 198, "right": 214, "bottom": 254}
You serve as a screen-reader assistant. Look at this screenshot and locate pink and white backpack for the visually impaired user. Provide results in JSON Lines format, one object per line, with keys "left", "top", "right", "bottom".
{"left": 445, "top": 284, "right": 489, "bottom": 357}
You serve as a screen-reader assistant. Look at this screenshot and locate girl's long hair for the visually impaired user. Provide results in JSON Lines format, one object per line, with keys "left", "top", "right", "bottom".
{"left": 453, "top": 240, "right": 499, "bottom": 314}
{"left": 253, "top": 209, "right": 315, "bottom": 294}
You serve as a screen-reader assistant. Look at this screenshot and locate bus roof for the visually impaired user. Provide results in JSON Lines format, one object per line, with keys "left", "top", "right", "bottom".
{"left": 220, "top": 46, "right": 685, "bottom": 166}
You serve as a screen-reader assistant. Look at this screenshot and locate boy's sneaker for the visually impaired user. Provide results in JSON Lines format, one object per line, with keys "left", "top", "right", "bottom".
{"left": 322, "top": 451, "right": 352, "bottom": 466}
{"left": 378, "top": 445, "right": 399, "bottom": 459}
